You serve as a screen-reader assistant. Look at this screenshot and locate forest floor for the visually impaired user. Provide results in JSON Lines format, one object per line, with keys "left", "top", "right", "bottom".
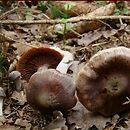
{"left": 1, "top": 1, "right": 130, "bottom": 130}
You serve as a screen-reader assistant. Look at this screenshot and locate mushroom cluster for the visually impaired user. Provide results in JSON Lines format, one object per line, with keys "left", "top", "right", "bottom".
{"left": 76, "top": 47, "right": 130, "bottom": 116}
{"left": 17, "top": 47, "right": 77, "bottom": 112}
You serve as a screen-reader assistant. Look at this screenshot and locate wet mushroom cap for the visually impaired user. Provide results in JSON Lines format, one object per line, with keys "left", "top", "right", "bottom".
{"left": 16, "top": 47, "right": 63, "bottom": 81}
{"left": 26, "top": 69, "right": 77, "bottom": 112}
{"left": 76, "top": 47, "right": 130, "bottom": 116}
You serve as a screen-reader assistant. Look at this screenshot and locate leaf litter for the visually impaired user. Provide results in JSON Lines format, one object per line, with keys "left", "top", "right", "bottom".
{"left": 1, "top": 1, "right": 130, "bottom": 130}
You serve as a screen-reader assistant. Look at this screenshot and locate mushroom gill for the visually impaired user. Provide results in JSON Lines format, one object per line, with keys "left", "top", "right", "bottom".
{"left": 16, "top": 47, "right": 63, "bottom": 81}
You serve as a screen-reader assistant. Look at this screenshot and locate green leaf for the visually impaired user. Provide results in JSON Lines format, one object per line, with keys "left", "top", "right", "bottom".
{"left": 56, "top": 30, "right": 64, "bottom": 35}
{"left": 66, "top": 24, "right": 72, "bottom": 31}
{"left": 61, "top": 18, "right": 68, "bottom": 23}
{"left": 25, "top": 12, "right": 34, "bottom": 20}
{"left": 114, "top": 9, "right": 121, "bottom": 15}
{"left": 37, "top": 2, "right": 48, "bottom": 13}
{"left": 96, "top": 1, "right": 107, "bottom": 7}
{"left": 116, "top": 1, "right": 125, "bottom": 10}
{"left": 62, "top": 13, "right": 69, "bottom": 19}
{"left": 64, "top": 2, "right": 75, "bottom": 11}
{"left": 123, "top": 8, "right": 130, "bottom": 15}
{"left": 51, "top": 6, "right": 64, "bottom": 19}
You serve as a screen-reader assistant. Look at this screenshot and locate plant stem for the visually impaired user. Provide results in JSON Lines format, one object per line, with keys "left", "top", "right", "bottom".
{"left": 63, "top": 22, "right": 67, "bottom": 45}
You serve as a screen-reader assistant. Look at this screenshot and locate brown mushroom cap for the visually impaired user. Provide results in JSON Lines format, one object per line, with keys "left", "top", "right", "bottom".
{"left": 26, "top": 69, "right": 77, "bottom": 112}
{"left": 76, "top": 47, "right": 130, "bottom": 116}
{"left": 16, "top": 47, "right": 63, "bottom": 81}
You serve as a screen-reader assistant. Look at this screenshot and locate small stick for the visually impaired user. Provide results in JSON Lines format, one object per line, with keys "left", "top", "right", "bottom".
{"left": 0, "top": 16, "right": 130, "bottom": 25}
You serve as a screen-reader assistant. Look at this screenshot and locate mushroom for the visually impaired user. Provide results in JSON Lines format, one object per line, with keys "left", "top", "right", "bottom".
{"left": 9, "top": 71, "right": 22, "bottom": 91}
{"left": 16, "top": 47, "right": 63, "bottom": 81}
{"left": 17, "top": 47, "right": 77, "bottom": 112}
{"left": 76, "top": 47, "right": 130, "bottom": 116}
{"left": 0, "top": 87, "right": 5, "bottom": 116}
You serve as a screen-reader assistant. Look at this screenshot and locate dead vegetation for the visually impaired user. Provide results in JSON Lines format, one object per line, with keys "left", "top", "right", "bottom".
{"left": 1, "top": 1, "right": 130, "bottom": 130}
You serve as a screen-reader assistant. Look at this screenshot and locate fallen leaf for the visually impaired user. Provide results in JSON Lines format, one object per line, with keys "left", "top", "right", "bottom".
{"left": 7, "top": 14, "right": 20, "bottom": 20}
{"left": 11, "top": 91, "right": 27, "bottom": 105}
{"left": 15, "top": 40, "right": 49, "bottom": 56}
{"left": 25, "top": 123, "right": 32, "bottom": 130}
{"left": 77, "top": 30, "right": 102, "bottom": 46}
{"left": 17, "top": 110, "right": 24, "bottom": 118}
{"left": 67, "top": 101, "right": 110, "bottom": 130}
{"left": 1, "top": 29, "right": 19, "bottom": 41}
{"left": 43, "top": 111, "right": 67, "bottom": 130}
{"left": 0, "top": 116, "right": 6, "bottom": 125}
{"left": 125, "top": 25, "right": 130, "bottom": 33}
{"left": 4, "top": 105, "right": 11, "bottom": 115}
{"left": 14, "top": 118, "right": 29, "bottom": 127}
{"left": 6, "top": 118, "right": 14, "bottom": 124}
{"left": 102, "top": 29, "right": 118, "bottom": 38}
{"left": 15, "top": 40, "right": 34, "bottom": 56}
{"left": 46, "top": 1, "right": 97, "bottom": 18}
{"left": 32, "top": 126, "right": 39, "bottom": 130}
{"left": 0, "top": 125, "right": 18, "bottom": 130}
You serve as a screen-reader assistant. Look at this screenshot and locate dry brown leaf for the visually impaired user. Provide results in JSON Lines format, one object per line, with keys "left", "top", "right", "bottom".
{"left": 46, "top": 1, "right": 97, "bottom": 18}
{"left": 15, "top": 40, "right": 49, "bottom": 56}
{"left": 67, "top": 101, "right": 110, "bottom": 130}
{"left": 1, "top": 29, "right": 19, "bottom": 41}
{"left": 7, "top": 14, "right": 20, "bottom": 20}
{"left": 11, "top": 91, "right": 26, "bottom": 105}
{"left": 4, "top": 105, "right": 11, "bottom": 115}
{"left": 43, "top": 118, "right": 66, "bottom": 130}
{"left": 124, "top": 119, "right": 130, "bottom": 129}
{"left": 14, "top": 118, "right": 31, "bottom": 129}
{"left": 77, "top": 28, "right": 118, "bottom": 46}
{"left": 15, "top": 40, "right": 33, "bottom": 56}
{"left": 125, "top": 25, "right": 130, "bottom": 33}
{"left": 32, "top": 126, "right": 39, "bottom": 130}
{"left": 78, "top": 30, "right": 102, "bottom": 46}
{"left": 102, "top": 29, "right": 118, "bottom": 38}
{"left": 0, "top": 116, "right": 6, "bottom": 125}
{"left": 43, "top": 111, "right": 67, "bottom": 130}
{"left": 69, "top": 61, "right": 85, "bottom": 79}
{"left": 6, "top": 118, "right": 14, "bottom": 124}
{"left": 0, "top": 125, "right": 18, "bottom": 130}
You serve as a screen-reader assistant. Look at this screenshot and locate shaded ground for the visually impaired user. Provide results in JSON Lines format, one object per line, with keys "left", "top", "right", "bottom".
{"left": 1, "top": 1, "right": 130, "bottom": 130}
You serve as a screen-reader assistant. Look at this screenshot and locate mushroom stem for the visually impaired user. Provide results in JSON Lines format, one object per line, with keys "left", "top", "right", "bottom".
{"left": 15, "top": 78, "right": 22, "bottom": 92}
{"left": 56, "top": 50, "right": 73, "bottom": 74}
{"left": 37, "top": 64, "right": 49, "bottom": 72}
{"left": 9, "top": 71, "right": 22, "bottom": 91}
{"left": 0, "top": 97, "right": 3, "bottom": 116}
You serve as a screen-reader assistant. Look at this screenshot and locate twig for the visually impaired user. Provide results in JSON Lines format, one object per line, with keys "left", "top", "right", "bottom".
{"left": 0, "top": 7, "right": 18, "bottom": 20}
{"left": 0, "top": 15, "right": 130, "bottom": 25}
{"left": 42, "top": 13, "right": 51, "bottom": 20}
{"left": 98, "top": 19, "right": 113, "bottom": 29}
{"left": 70, "top": 29, "right": 82, "bottom": 37}
{"left": 92, "top": 42, "right": 108, "bottom": 47}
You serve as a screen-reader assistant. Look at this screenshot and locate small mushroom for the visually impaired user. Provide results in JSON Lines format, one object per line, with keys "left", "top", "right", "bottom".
{"left": 76, "top": 47, "right": 130, "bottom": 116}
{"left": 17, "top": 47, "right": 77, "bottom": 112}
{"left": 27, "top": 69, "right": 76, "bottom": 112}
{"left": 16, "top": 47, "right": 63, "bottom": 81}
{"left": 9, "top": 71, "right": 22, "bottom": 91}
{"left": 0, "top": 87, "right": 5, "bottom": 116}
